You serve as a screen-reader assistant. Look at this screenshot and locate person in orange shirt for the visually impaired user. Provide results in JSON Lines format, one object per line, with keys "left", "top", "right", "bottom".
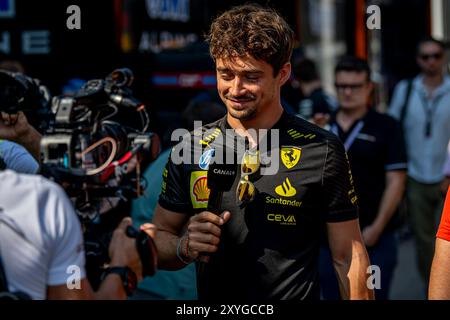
{"left": 429, "top": 186, "right": 450, "bottom": 299}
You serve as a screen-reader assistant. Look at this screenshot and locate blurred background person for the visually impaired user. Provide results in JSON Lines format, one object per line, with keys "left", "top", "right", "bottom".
{"left": 294, "top": 58, "right": 336, "bottom": 128}
{"left": 388, "top": 37, "right": 450, "bottom": 288}
{"left": 320, "top": 57, "right": 407, "bottom": 300}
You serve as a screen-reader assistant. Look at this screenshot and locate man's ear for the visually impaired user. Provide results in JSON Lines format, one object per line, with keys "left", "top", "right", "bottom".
{"left": 278, "top": 62, "right": 291, "bottom": 86}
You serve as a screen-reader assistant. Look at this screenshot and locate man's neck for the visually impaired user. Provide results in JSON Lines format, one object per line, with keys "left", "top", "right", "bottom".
{"left": 422, "top": 73, "right": 444, "bottom": 94}
{"left": 227, "top": 105, "right": 284, "bottom": 147}
{"left": 337, "top": 106, "right": 368, "bottom": 132}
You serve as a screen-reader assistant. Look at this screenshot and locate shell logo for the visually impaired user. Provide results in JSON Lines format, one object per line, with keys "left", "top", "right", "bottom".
{"left": 190, "top": 171, "right": 210, "bottom": 208}
{"left": 193, "top": 176, "right": 210, "bottom": 202}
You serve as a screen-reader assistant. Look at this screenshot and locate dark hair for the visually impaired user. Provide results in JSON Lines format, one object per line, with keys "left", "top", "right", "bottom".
{"left": 335, "top": 56, "right": 371, "bottom": 81}
{"left": 294, "top": 58, "right": 319, "bottom": 82}
{"left": 416, "top": 36, "right": 446, "bottom": 55}
{"left": 0, "top": 60, "right": 25, "bottom": 73}
{"left": 207, "top": 3, "right": 294, "bottom": 76}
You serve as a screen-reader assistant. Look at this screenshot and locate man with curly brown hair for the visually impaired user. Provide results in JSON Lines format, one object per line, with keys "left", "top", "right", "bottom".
{"left": 152, "top": 4, "right": 373, "bottom": 301}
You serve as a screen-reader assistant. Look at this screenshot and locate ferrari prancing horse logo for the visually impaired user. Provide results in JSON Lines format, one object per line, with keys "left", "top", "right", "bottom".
{"left": 281, "top": 147, "right": 302, "bottom": 169}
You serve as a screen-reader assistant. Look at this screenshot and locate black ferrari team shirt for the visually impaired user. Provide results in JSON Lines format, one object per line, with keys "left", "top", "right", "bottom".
{"left": 330, "top": 108, "right": 407, "bottom": 232}
{"left": 159, "top": 112, "right": 358, "bottom": 301}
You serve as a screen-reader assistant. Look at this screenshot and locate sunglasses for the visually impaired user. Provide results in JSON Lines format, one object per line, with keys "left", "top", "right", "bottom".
{"left": 419, "top": 52, "right": 443, "bottom": 61}
{"left": 236, "top": 149, "right": 260, "bottom": 205}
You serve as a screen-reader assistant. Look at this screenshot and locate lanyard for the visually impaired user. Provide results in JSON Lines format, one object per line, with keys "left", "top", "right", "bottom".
{"left": 419, "top": 92, "right": 444, "bottom": 138}
{"left": 331, "top": 120, "right": 365, "bottom": 151}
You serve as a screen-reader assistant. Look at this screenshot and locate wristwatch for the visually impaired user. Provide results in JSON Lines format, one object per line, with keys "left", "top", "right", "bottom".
{"left": 101, "top": 266, "right": 137, "bottom": 296}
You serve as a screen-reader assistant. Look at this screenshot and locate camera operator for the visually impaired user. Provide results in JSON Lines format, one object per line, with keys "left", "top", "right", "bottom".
{"left": 0, "top": 66, "right": 161, "bottom": 299}
{"left": 0, "top": 167, "right": 155, "bottom": 300}
{"left": 0, "top": 110, "right": 156, "bottom": 299}
{"left": 0, "top": 67, "right": 49, "bottom": 173}
{"left": 0, "top": 111, "right": 40, "bottom": 173}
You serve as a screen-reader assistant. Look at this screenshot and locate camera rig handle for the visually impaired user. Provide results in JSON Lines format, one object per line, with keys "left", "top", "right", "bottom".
{"left": 125, "top": 226, "right": 158, "bottom": 277}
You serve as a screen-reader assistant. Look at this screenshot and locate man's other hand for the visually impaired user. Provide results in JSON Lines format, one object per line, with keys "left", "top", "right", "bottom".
{"left": 109, "top": 217, "right": 143, "bottom": 280}
{"left": 0, "top": 111, "right": 33, "bottom": 141}
{"left": 0, "top": 111, "right": 42, "bottom": 161}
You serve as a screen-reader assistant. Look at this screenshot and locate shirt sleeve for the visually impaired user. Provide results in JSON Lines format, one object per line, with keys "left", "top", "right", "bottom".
{"left": 388, "top": 80, "right": 408, "bottom": 120}
{"left": 158, "top": 144, "right": 192, "bottom": 214}
{"left": 41, "top": 180, "right": 86, "bottom": 286}
{"left": 437, "top": 187, "right": 450, "bottom": 241}
{"left": 384, "top": 116, "right": 408, "bottom": 171}
{"left": 0, "top": 140, "right": 39, "bottom": 174}
{"left": 322, "top": 137, "right": 359, "bottom": 222}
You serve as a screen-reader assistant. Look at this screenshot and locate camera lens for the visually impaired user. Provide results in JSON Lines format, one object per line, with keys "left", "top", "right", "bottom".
{"left": 108, "top": 68, "right": 134, "bottom": 88}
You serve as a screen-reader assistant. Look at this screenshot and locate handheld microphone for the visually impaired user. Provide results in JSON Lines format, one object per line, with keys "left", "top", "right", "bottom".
{"left": 206, "top": 153, "right": 238, "bottom": 215}
{"left": 198, "top": 149, "right": 237, "bottom": 264}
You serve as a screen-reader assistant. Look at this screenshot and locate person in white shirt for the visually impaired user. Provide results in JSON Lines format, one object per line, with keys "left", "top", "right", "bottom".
{"left": 0, "top": 169, "right": 155, "bottom": 299}
{"left": 389, "top": 37, "right": 450, "bottom": 286}
{"left": 0, "top": 139, "right": 39, "bottom": 173}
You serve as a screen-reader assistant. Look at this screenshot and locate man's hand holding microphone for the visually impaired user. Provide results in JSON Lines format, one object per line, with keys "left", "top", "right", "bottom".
{"left": 178, "top": 148, "right": 238, "bottom": 264}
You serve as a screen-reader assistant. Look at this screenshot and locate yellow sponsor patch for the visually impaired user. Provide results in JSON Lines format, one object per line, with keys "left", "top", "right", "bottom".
{"left": 281, "top": 147, "right": 302, "bottom": 169}
{"left": 275, "top": 177, "right": 297, "bottom": 197}
{"left": 190, "top": 171, "right": 210, "bottom": 209}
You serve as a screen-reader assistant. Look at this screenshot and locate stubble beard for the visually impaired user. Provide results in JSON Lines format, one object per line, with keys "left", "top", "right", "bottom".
{"left": 227, "top": 104, "right": 258, "bottom": 121}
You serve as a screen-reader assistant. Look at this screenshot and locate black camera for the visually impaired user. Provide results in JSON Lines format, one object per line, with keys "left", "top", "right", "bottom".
{"left": 38, "top": 68, "right": 158, "bottom": 289}
{"left": 41, "top": 68, "right": 151, "bottom": 170}
{"left": 0, "top": 68, "right": 158, "bottom": 291}
{"left": 40, "top": 68, "right": 154, "bottom": 204}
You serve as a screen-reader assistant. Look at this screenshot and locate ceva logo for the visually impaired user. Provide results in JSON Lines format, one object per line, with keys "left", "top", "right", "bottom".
{"left": 267, "top": 214, "right": 297, "bottom": 226}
